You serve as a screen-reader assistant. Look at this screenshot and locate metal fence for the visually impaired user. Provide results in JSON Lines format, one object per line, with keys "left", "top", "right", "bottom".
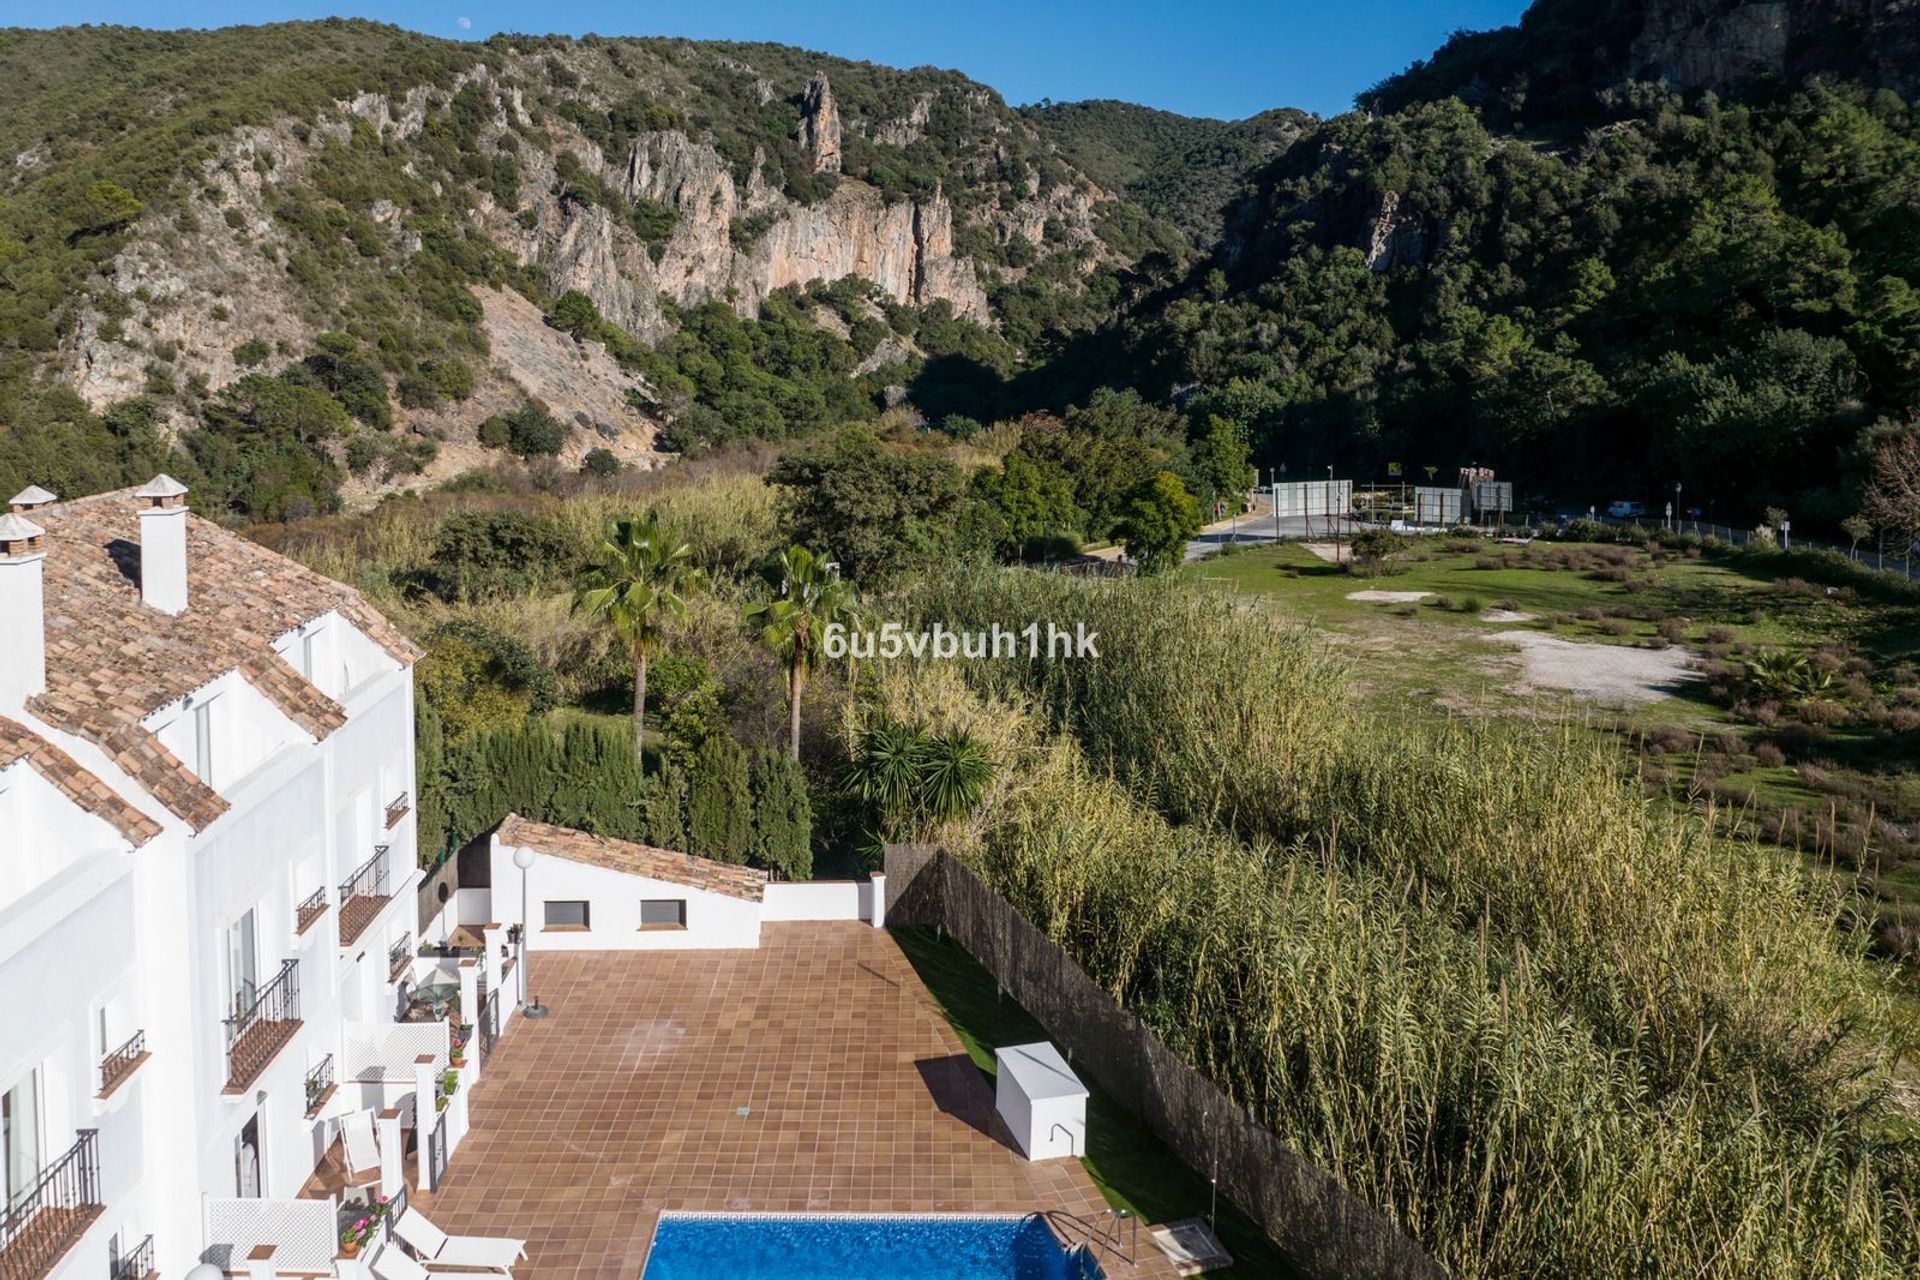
{"left": 885, "top": 847, "right": 1444, "bottom": 1280}
{"left": 1584, "top": 516, "right": 1920, "bottom": 582}
{"left": 476, "top": 985, "right": 501, "bottom": 1064}
{"left": 0, "top": 1130, "right": 100, "bottom": 1280}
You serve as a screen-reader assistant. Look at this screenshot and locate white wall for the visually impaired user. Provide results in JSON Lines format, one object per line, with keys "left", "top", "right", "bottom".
{"left": 489, "top": 838, "right": 763, "bottom": 951}
{"left": 0, "top": 761, "right": 130, "bottom": 915}
{"left": 762, "top": 880, "right": 867, "bottom": 922}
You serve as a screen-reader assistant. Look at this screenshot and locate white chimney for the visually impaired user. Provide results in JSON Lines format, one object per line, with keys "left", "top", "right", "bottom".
{"left": 135, "top": 474, "right": 190, "bottom": 615}
{"left": 0, "top": 511, "right": 48, "bottom": 709}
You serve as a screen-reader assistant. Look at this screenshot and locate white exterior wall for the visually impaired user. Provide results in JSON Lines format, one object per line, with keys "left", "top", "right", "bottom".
{"left": 489, "top": 838, "right": 763, "bottom": 951}
{"left": 0, "top": 618, "right": 418, "bottom": 1280}
{"left": 761, "top": 880, "right": 866, "bottom": 922}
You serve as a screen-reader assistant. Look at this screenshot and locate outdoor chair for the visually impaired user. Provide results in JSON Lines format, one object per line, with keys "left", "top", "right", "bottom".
{"left": 392, "top": 1208, "right": 527, "bottom": 1270}
{"left": 338, "top": 1109, "right": 382, "bottom": 1200}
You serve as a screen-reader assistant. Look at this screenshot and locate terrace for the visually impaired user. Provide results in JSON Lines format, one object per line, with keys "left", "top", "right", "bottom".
{"left": 410, "top": 921, "right": 1179, "bottom": 1279}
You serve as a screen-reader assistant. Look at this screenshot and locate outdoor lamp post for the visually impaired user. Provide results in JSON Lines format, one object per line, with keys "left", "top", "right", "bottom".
{"left": 512, "top": 846, "right": 548, "bottom": 1019}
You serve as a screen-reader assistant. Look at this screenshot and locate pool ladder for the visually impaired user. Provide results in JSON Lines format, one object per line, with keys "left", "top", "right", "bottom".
{"left": 1064, "top": 1207, "right": 1136, "bottom": 1273}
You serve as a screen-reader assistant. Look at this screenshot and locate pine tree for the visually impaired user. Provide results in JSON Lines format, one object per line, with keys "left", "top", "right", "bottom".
{"left": 687, "top": 734, "right": 751, "bottom": 863}
{"left": 750, "top": 750, "right": 813, "bottom": 880}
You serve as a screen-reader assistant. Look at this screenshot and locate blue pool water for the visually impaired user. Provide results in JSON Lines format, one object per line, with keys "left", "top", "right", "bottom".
{"left": 640, "top": 1214, "right": 1101, "bottom": 1280}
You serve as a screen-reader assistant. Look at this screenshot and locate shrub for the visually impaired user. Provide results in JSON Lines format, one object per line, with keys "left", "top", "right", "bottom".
{"left": 417, "top": 510, "right": 577, "bottom": 602}
{"left": 580, "top": 447, "right": 621, "bottom": 477}
{"left": 478, "top": 401, "right": 570, "bottom": 458}
{"left": 687, "top": 733, "right": 751, "bottom": 864}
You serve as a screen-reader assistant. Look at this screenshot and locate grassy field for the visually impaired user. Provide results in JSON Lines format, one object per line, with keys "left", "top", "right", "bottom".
{"left": 891, "top": 927, "right": 1304, "bottom": 1280}
{"left": 1179, "top": 535, "right": 1920, "bottom": 957}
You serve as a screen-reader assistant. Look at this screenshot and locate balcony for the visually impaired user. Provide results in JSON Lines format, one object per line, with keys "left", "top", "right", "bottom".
{"left": 224, "top": 960, "right": 302, "bottom": 1094}
{"left": 386, "top": 935, "right": 413, "bottom": 983}
{"left": 303, "top": 1054, "right": 336, "bottom": 1119}
{"left": 383, "top": 791, "right": 411, "bottom": 830}
{"left": 109, "top": 1235, "right": 154, "bottom": 1280}
{"left": 96, "top": 1030, "right": 149, "bottom": 1099}
{"left": 337, "top": 846, "right": 390, "bottom": 947}
{"left": 294, "top": 886, "right": 328, "bottom": 936}
{"left": 0, "top": 1130, "right": 102, "bottom": 1280}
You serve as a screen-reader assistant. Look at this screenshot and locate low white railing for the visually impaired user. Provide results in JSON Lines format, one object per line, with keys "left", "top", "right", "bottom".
{"left": 343, "top": 1020, "right": 448, "bottom": 1083}
{"left": 203, "top": 1196, "right": 336, "bottom": 1275}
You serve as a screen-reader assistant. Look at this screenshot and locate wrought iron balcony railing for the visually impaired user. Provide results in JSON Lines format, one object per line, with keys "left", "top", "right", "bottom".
{"left": 337, "top": 846, "right": 392, "bottom": 947}
{"left": 339, "top": 846, "right": 389, "bottom": 903}
{"left": 222, "top": 959, "right": 301, "bottom": 1093}
{"left": 0, "top": 1129, "right": 101, "bottom": 1280}
{"left": 295, "top": 885, "right": 327, "bottom": 934}
{"left": 384, "top": 791, "right": 411, "bottom": 829}
{"left": 97, "top": 1030, "right": 147, "bottom": 1097}
{"left": 387, "top": 934, "right": 412, "bottom": 981}
{"left": 304, "top": 1053, "right": 335, "bottom": 1117}
{"left": 109, "top": 1234, "right": 153, "bottom": 1280}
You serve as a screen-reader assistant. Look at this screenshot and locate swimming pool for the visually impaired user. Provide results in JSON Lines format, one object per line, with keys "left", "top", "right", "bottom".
{"left": 639, "top": 1213, "right": 1103, "bottom": 1280}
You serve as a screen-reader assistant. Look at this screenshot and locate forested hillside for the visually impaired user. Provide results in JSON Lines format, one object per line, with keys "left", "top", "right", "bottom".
{"left": 4, "top": 2, "right": 1920, "bottom": 535}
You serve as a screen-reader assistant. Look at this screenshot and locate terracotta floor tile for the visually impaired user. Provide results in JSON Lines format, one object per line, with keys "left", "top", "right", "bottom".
{"left": 409, "top": 922, "right": 1172, "bottom": 1277}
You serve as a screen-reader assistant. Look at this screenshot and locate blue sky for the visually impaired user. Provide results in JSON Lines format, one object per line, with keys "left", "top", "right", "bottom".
{"left": 22, "top": 1, "right": 1530, "bottom": 118}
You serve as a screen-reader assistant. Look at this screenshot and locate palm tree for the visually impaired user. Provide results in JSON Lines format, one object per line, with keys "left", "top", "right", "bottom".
{"left": 743, "top": 546, "right": 856, "bottom": 759}
{"left": 572, "top": 511, "right": 706, "bottom": 768}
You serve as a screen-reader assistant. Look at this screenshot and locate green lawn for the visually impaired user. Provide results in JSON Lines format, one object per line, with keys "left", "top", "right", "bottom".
{"left": 890, "top": 926, "right": 1305, "bottom": 1280}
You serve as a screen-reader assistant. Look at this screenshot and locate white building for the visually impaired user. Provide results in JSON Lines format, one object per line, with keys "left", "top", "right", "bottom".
{"left": 470, "top": 814, "right": 886, "bottom": 956}
{"left": 0, "top": 479, "right": 426, "bottom": 1280}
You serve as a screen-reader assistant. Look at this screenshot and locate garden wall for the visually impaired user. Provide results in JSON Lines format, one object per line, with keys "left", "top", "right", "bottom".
{"left": 884, "top": 845, "right": 1446, "bottom": 1280}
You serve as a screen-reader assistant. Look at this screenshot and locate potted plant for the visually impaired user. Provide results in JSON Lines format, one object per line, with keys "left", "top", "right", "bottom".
{"left": 341, "top": 1193, "right": 393, "bottom": 1255}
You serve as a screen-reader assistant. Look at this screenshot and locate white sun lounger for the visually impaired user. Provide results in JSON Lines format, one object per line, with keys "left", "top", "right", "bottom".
{"left": 372, "top": 1240, "right": 510, "bottom": 1280}
{"left": 393, "top": 1208, "right": 527, "bottom": 1270}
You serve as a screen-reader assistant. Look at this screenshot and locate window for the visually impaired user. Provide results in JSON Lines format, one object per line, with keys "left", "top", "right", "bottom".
{"left": 193, "top": 697, "right": 214, "bottom": 782}
{"left": 3, "top": 1069, "right": 40, "bottom": 1212}
{"left": 227, "top": 908, "right": 258, "bottom": 1016}
{"left": 639, "top": 899, "right": 687, "bottom": 931}
{"left": 542, "top": 900, "right": 590, "bottom": 930}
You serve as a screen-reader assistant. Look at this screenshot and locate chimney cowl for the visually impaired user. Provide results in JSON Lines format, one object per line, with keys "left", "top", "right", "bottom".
{"left": 0, "top": 511, "right": 46, "bottom": 557}
{"left": 8, "top": 485, "right": 57, "bottom": 513}
{"left": 134, "top": 474, "right": 190, "bottom": 508}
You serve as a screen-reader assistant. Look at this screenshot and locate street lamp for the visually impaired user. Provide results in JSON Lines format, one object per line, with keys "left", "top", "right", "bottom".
{"left": 512, "top": 846, "right": 548, "bottom": 1019}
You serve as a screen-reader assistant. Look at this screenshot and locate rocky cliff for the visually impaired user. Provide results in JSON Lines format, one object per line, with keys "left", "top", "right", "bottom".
{"left": 8, "top": 28, "right": 1127, "bottom": 496}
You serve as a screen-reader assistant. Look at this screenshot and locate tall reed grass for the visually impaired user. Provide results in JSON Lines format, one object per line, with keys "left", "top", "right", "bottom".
{"left": 904, "top": 566, "right": 1920, "bottom": 1278}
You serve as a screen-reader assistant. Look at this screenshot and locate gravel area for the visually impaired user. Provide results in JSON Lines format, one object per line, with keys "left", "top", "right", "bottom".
{"left": 1488, "top": 631, "right": 1698, "bottom": 705}
{"left": 1346, "top": 589, "right": 1433, "bottom": 602}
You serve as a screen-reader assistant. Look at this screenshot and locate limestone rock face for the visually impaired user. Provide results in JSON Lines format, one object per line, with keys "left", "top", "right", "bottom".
{"left": 507, "top": 122, "right": 990, "bottom": 336}
{"left": 1362, "top": 191, "right": 1426, "bottom": 273}
{"left": 796, "top": 72, "right": 843, "bottom": 174}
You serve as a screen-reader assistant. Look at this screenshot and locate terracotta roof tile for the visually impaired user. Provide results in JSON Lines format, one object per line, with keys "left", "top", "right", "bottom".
{"left": 497, "top": 814, "right": 769, "bottom": 902}
{"left": 23, "top": 488, "right": 420, "bottom": 831}
{"left": 0, "top": 716, "right": 162, "bottom": 848}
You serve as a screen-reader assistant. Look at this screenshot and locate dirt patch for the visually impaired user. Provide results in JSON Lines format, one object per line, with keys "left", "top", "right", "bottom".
{"left": 1346, "top": 589, "right": 1433, "bottom": 603}
{"left": 1481, "top": 608, "right": 1537, "bottom": 623}
{"left": 1488, "top": 631, "right": 1698, "bottom": 705}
